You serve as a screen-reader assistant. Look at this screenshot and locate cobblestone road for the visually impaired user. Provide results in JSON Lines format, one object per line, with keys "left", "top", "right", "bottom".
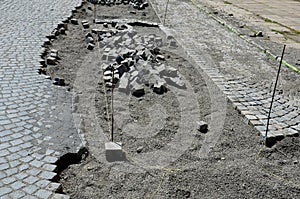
{"left": 0, "top": 0, "right": 82, "bottom": 198}
{"left": 151, "top": 0, "right": 299, "bottom": 141}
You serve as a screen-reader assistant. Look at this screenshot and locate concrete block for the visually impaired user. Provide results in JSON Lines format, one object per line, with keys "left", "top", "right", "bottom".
{"left": 105, "top": 142, "right": 126, "bottom": 162}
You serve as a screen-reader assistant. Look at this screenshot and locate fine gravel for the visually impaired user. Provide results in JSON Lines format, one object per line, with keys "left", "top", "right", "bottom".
{"left": 40, "top": 1, "right": 300, "bottom": 198}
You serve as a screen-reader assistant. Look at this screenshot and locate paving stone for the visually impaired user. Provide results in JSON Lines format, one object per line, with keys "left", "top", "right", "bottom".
{"left": 39, "top": 171, "right": 57, "bottom": 180}
{"left": 52, "top": 193, "right": 70, "bottom": 199}
{"left": 22, "top": 184, "right": 39, "bottom": 195}
{"left": 15, "top": 172, "right": 28, "bottom": 180}
{"left": 0, "top": 187, "right": 12, "bottom": 196}
{"left": 10, "top": 181, "right": 26, "bottom": 190}
{"left": 2, "top": 176, "right": 17, "bottom": 185}
{"left": 26, "top": 168, "right": 41, "bottom": 176}
{"left": 284, "top": 128, "right": 299, "bottom": 137}
{"left": 46, "top": 182, "right": 61, "bottom": 191}
{"left": 0, "top": 163, "right": 9, "bottom": 170}
{"left": 34, "top": 189, "right": 53, "bottom": 198}
{"left": 8, "top": 190, "right": 26, "bottom": 198}
{"left": 42, "top": 164, "right": 57, "bottom": 172}
{"left": 4, "top": 168, "right": 18, "bottom": 176}
{"left": 29, "top": 159, "right": 44, "bottom": 168}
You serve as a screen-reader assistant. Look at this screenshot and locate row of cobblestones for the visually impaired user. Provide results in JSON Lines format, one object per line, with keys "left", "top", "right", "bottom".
{"left": 150, "top": 0, "right": 299, "bottom": 142}
{"left": 0, "top": 0, "right": 82, "bottom": 198}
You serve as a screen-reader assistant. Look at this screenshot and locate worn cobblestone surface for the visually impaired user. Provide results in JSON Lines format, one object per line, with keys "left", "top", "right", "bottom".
{"left": 0, "top": 0, "right": 82, "bottom": 198}
{"left": 151, "top": 0, "right": 299, "bottom": 141}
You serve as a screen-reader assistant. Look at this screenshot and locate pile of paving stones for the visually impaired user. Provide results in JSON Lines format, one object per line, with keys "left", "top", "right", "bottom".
{"left": 88, "top": 0, "right": 149, "bottom": 10}
{"left": 102, "top": 47, "right": 186, "bottom": 97}
{"left": 85, "top": 20, "right": 185, "bottom": 97}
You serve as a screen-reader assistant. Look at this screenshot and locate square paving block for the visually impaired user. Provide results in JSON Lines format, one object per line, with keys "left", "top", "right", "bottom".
{"left": 105, "top": 142, "right": 127, "bottom": 162}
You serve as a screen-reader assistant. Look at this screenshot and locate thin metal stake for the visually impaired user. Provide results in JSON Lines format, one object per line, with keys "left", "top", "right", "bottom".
{"left": 265, "top": 45, "right": 286, "bottom": 140}
{"left": 111, "top": 66, "right": 114, "bottom": 142}
{"left": 163, "top": 0, "right": 170, "bottom": 25}
{"left": 94, "top": 4, "right": 96, "bottom": 22}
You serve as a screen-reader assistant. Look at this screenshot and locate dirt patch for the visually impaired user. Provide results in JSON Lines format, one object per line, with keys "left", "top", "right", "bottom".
{"left": 40, "top": 1, "right": 300, "bottom": 198}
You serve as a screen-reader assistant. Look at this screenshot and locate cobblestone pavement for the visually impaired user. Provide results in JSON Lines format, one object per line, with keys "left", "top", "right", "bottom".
{"left": 0, "top": 0, "right": 82, "bottom": 198}
{"left": 150, "top": 0, "right": 299, "bottom": 141}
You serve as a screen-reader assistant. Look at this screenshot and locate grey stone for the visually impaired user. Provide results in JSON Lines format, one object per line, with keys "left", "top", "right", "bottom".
{"left": 160, "top": 66, "right": 177, "bottom": 77}
{"left": 53, "top": 77, "right": 65, "bottom": 86}
{"left": 10, "top": 181, "right": 26, "bottom": 190}
{"left": 117, "top": 72, "right": 130, "bottom": 92}
{"left": 42, "top": 156, "right": 58, "bottom": 164}
{"left": 284, "top": 128, "right": 299, "bottom": 137}
{"left": 131, "top": 81, "right": 145, "bottom": 97}
{"left": 165, "top": 76, "right": 186, "bottom": 89}
{"left": 86, "top": 36, "right": 94, "bottom": 44}
{"left": 71, "top": 18, "right": 79, "bottom": 25}
{"left": 197, "top": 121, "right": 208, "bottom": 133}
{"left": 22, "top": 184, "right": 39, "bottom": 194}
{"left": 46, "top": 57, "right": 57, "bottom": 65}
{"left": 104, "top": 70, "right": 112, "bottom": 76}
{"left": 8, "top": 190, "right": 26, "bottom": 198}
{"left": 0, "top": 187, "right": 12, "bottom": 196}
{"left": 87, "top": 43, "right": 95, "bottom": 50}
{"left": 169, "top": 40, "right": 178, "bottom": 48}
{"left": 103, "top": 75, "right": 112, "bottom": 82}
{"left": 53, "top": 193, "right": 70, "bottom": 199}
{"left": 39, "top": 171, "right": 57, "bottom": 180}
{"left": 153, "top": 81, "right": 167, "bottom": 94}
{"left": 34, "top": 189, "right": 53, "bottom": 198}
{"left": 82, "top": 23, "right": 90, "bottom": 29}
{"left": 59, "top": 27, "right": 66, "bottom": 34}
{"left": 156, "top": 55, "right": 165, "bottom": 61}
{"left": 136, "top": 146, "right": 143, "bottom": 153}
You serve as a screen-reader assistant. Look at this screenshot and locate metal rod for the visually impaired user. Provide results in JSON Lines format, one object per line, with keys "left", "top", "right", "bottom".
{"left": 94, "top": 4, "right": 96, "bottom": 22}
{"left": 163, "top": 0, "right": 170, "bottom": 25}
{"left": 265, "top": 45, "right": 286, "bottom": 140}
{"left": 111, "top": 66, "right": 114, "bottom": 142}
